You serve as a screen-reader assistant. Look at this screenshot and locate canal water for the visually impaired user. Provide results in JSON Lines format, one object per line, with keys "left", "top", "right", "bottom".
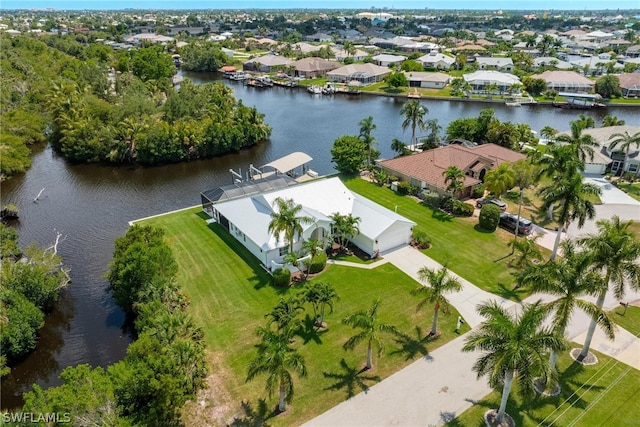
{"left": 1, "top": 72, "right": 638, "bottom": 408}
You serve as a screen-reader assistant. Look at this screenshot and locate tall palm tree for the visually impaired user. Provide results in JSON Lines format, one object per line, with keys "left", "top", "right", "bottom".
{"left": 577, "top": 216, "right": 640, "bottom": 362}
{"left": 609, "top": 131, "right": 640, "bottom": 176}
{"left": 358, "top": 116, "right": 377, "bottom": 167}
{"left": 462, "top": 300, "right": 566, "bottom": 425}
{"left": 510, "top": 159, "right": 538, "bottom": 238}
{"left": 424, "top": 118, "right": 442, "bottom": 149}
{"left": 442, "top": 166, "right": 465, "bottom": 198}
{"left": 540, "top": 125, "right": 557, "bottom": 144}
{"left": 483, "top": 163, "right": 515, "bottom": 199}
{"left": 268, "top": 197, "right": 314, "bottom": 253}
{"left": 555, "top": 120, "right": 598, "bottom": 167}
{"left": 508, "top": 235, "right": 543, "bottom": 270}
{"left": 343, "top": 299, "right": 398, "bottom": 370}
{"left": 246, "top": 327, "right": 307, "bottom": 412}
{"left": 414, "top": 266, "right": 462, "bottom": 336}
{"left": 330, "top": 213, "right": 361, "bottom": 250}
{"left": 400, "top": 99, "right": 428, "bottom": 146}
{"left": 538, "top": 171, "right": 601, "bottom": 260}
{"left": 575, "top": 113, "right": 595, "bottom": 129}
{"left": 390, "top": 138, "right": 408, "bottom": 156}
{"left": 517, "top": 240, "right": 614, "bottom": 389}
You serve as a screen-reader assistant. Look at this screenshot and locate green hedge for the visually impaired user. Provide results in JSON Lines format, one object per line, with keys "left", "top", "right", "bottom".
{"left": 479, "top": 204, "right": 500, "bottom": 231}
{"left": 308, "top": 252, "right": 327, "bottom": 274}
{"left": 452, "top": 200, "right": 474, "bottom": 217}
{"left": 272, "top": 268, "right": 291, "bottom": 287}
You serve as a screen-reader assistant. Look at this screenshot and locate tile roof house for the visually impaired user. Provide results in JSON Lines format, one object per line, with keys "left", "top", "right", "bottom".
{"left": 529, "top": 70, "right": 595, "bottom": 92}
{"left": 378, "top": 143, "right": 526, "bottom": 197}
{"left": 292, "top": 57, "right": 341, "bottom": 78}
{"left": 617, "top": 73, "right": 640, "bottom": 98}
{"left": 243, "top": 55, "right": 293, "bottom": 72}
{"left": 327, "top": 63, "right": 391, "bottom": 85}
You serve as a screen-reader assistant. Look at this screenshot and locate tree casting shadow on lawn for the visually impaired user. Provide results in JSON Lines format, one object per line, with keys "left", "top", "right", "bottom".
{"left": 296, "top": 314, "right": 328, "bottom": 345}
{"left": 390, "top": 325, "right": 435, "bottom": 361}
{"left": 228, "top": 399, "right": 274, "bottom": 427}
{"left": 322, "top": 358, "right": 382, "bottom": 399}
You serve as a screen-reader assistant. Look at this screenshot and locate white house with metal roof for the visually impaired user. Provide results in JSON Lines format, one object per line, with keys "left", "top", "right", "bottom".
{"left": 207, "top": 177, "right": 416, "bottom": 269}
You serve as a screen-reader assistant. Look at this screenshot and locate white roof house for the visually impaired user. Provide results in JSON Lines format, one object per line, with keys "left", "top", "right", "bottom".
{"left": 417, "top": 51, "right": 456, "bottom": 70}
{"left": 208, "top": 177, "right": 416, "bottom": 269}
{"left": 371, "top": 53, "right": 407, "bottom": 67}
{"left": 463, "top": 71, "right": 521, "bottom": 92}
{"left": 475, "top": 57, "right": 514, "bottom": 71}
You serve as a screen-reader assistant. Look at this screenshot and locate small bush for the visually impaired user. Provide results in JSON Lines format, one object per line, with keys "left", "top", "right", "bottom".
{"left": 396, "top": 181, "right": 411, "bottom": 195}
{"left": 421, "top": 190, "right": 444, "bottom": 209}
{"left": 471, "top": 185, "right": 485, "bottom": 199}
{"left": 452, "top": 200, "right": 474, "bottom": 217}
{"left": 479, "top": 204, "right": 500, "bottom": 231}
{"left": 308, "top": 252, "right": 327, "bottom": 274}
{"left": 389, "top": 175, "right": 399, "bottom": 183}
{"left": 412, "top": 229, "right": 431, "bottom": 249}
{"left": 272, "top": 268, "right": 291, "bottom": 287}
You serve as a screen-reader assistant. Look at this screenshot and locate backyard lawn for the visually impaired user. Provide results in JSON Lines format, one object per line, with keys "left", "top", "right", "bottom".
{"left": 343, "top": 177, "right": 539, "bottom": 300}
{"left": 608, "top": 305, "right": 640, "bottom": 337}
{"left": 138, "top": 207, "right": 470, "bottom": 426}
{"left": 447, "top": 349, "right": 640, "bottom": 427}
{"left": 615, "top": 182, "right": 640, "bottom": 202}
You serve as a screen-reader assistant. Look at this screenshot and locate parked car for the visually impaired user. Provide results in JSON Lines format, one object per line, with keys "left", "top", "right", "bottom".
{"left": 476, "top": 198, "right": 507, "bottom": 212}
{"left": 499, "top": 213, "right": 533, "bottom": 235}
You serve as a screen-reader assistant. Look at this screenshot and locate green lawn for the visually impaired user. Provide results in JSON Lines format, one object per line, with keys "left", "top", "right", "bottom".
{"left": 608, "top": 305, "right": 640, "bottom": 337}
{"left": 447, "top": 350, "right": 640, "bottom": 427}
{"left": 139, "top": 208, "right": 469, "bottom": 426}
{"left": 343, "top": 177, "right": 536, "bottom": 300}
{"left": 616, "top": 182, "right": 640, "bottom": 202}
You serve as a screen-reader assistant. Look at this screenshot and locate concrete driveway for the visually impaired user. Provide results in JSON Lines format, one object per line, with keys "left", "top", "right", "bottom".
{"left": 584, "top": 176, "right": 640, "bottom": 207}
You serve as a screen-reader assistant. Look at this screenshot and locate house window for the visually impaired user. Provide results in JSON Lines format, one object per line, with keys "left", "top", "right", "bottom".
{"left": 279, "top": 246, "right": 288, "bottom": 257}
{"left": 629, "top": 163, "right": 638, "bottom": 173}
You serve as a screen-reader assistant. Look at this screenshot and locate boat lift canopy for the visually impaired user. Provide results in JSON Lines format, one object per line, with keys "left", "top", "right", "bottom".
{"left": 262, "top": 152, "right": 313, "bottom": 174}
{"left": 558, "top": 92, "right": 600, "bottom": 99}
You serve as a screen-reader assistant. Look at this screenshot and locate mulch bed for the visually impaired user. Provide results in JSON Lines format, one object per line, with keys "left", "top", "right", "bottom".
{"left": 484, "top": 409, "right": 515, "bottom": 427}
{"left": 570, "top": 348, "right": 598, "bottom": 365}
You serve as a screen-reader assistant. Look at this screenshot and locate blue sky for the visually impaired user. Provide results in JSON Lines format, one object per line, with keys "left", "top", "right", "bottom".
{"left": 1, "top": 0, "right": 639, "bottom": 10}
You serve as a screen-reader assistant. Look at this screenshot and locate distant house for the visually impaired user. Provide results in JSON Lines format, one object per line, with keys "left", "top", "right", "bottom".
{"left": 625, "top": 45, "right": 640, "bottom": 58}
{"left": 327, "top": 63, "right": 391, "bottom": 85}
{"left": 292, "top": 57, "right": 341, "bottom": 78}
{"left": 378, "top": 144, "right": 525, "bottom": 197}
{"left": 332, "top": 47, "right": 369, "bottom": 62}
{"left": 463, "top": 71, "right": 521, "bottom": 93}
{"left": 243, "top": 55, "right": 292, "bottom": 73}
{"left": 618, "top": 73, "right": 640, "bottom": 98}
{"left": 371, "top": 53, "right": 407, "bottom": 67}
{"left": 305, "top": 32, "right": 333, "bottom": 43}
{"left": 529, "top": 70, "right": 595, "bottom": 93}
{"left": 417, "top": 51, "right": 455, "bottom": 70}
{"left": 475, "top": 57, "right": 514, "bottom": 72}
{"left": 203, "top": 176, "right": 415, "bottom": 268}
{"left": 404, "top": 72, "right": 450, "bottom": 89}
{"left": 291, "top": 42, "right": 322, "bottom": 55}
{"left": 570, "top": 54, "right": 623, "bottom": 76}
{"left": 534, "top": 56, "right": 573, "bottom": 70}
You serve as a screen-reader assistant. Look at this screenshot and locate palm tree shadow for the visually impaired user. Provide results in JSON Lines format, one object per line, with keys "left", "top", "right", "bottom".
{"left": 296, "top": 314, "right": 327, "bottom": 344}
{"left": 323, "top": 358, "right": 381, "bottom": 399}
{"left": 494, "top": 282, "right": 527, "bottom": 302}
{"left": 390, "top": 326, "right": 434, "bottom": 361}
{"left": 228, "top": 399, "right": 274, "bottom": 427}
{"left": 429, "top": 207, "right": 454, "bottom": 222}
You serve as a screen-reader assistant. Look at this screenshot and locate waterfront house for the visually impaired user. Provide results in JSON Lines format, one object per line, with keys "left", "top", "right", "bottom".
{"left": 203, "top": 176, "right": 415, "bottom": 269}
{"left": 378, "top": 143, "right": 525, "bottom": 198}
{"left": 529, "top": 70, "right": 595, "bottom": 93}
{"left": 243, "top": 55, "right": 293, "bottom": 73}
{"left": 292, "top": 57, "right": 341, "bottom": 78}
{"left": 327, "top": 63, "right": 391, "bottom": 85}
{"left": 404, "top": 72, "right": 450, "bottom": 89}
{"left": 618, "top": 73, "right": 640, "bottom": 98}
{"left": 463, "top": 71, "right": 521, "bottom": 94}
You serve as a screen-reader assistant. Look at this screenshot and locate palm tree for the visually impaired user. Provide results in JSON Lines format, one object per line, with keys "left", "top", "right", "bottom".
{"left": 508, "top": 235, "right": 543, "bottom": 270}
{"left": 265, "top": 296, "right": 305, "bottom": 332}
{"left": 390, "top": 138, "right": 408, "bottom": 156}
{"left": 555, "top": 120, "right": 598, "bottom": 167}
{"left": 577, "top": 216, "right": 640, "bottom": 362}
{"left": 538, "top": 171, "right": 601, "bottom": 260}
{"left": 268, "top": 197, "right": 314, "bottom": 253}
{"left": 609, "top": 131, "right": 640, "bottom": 176}
{"left": 483, "top": 163, "right": 515, "bottom": 199}
{"left": 359, "top": 116, "right": 377, "bottom": 166}
{"left": 414, "top": 266, "right": 462, "bottom": 336}
{"left": 342, "top": 299, "right": 398, "bottom": 370}
{"left": 510, "top": 159, "right": 538, "bottom": 238}
{"left": 246, "top": 327, "right": 307, "bottom": 412}
{"left": 540, "top": 125, "right": 557, "bottom": 144}
{"left": 485, "top": 82, "right": 499, "bottom": 99}
{"left": 400, "top": 99, "right": 428, "bottom": 146}
{"left": 602, "top": 115, "right": 625, "bottom": 127}
{"left": 442, "top": 166, "right": 465, "bottom": 198}
{"left": 575, "top": 113, "right": 595, "bottom": 130}
{"left": 517, "top": 240, "right": 614, "bottom": 390}
{"left": 462, "top": 300, "right": 566, "bottom": 425}
{"left": 302, "top": 281, "right": 339, "bottom": 327}
{"left": 330, "top": 213, "right": 361, "bottom": 250}
{"left": 424, "top": 118, "right": 442, "bottom": 149}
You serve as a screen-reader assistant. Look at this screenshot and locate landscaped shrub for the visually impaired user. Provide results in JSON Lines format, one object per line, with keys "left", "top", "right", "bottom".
{"left": 308, "top": 252, "right": 327, "bottom": 274}
{"left": 479, "top": 204, "right": 500, "bottom": 232}
{"left": 412, "top": 229, "right": 431, "bottom": 249}
{"left": 389, "top": 175, "right": 399, "bottom": 183}
{"left": 421, "top": 190, "right": 444, "bottom": 209}
{"left": 396, "top": 181, "right": 411, "bottom": 195}
{"left": 272, "top": 268, "right": 291, "bottom": 287}
{"left": 471, "top": 185, "right": 485, "bottom": 199}
{"left": 452, "top": 200, "right": 474, "bottom": 217}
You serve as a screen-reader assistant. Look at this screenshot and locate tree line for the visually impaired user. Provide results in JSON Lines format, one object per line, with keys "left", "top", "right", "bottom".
{"left": 22, "top": 225, "right": 207, "bottom": 426}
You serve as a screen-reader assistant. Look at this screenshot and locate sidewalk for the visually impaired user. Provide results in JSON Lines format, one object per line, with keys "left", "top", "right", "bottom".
{"left": 304, "top": 245, "right": 640, "bottom": 426}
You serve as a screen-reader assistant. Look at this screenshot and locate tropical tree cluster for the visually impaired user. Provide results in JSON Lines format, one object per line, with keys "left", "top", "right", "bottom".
{"left": 0, "top": 224, "right": 70, "bottom": 375}
{"left": 24, "top": 225, "right": 207, "bottom": 425}
{"left": 445, "top": 108, "right": 536, "bottom": 149}
{"left": 179, "top": 40, "right": 228, "bottom": 72}
{"left": 331, "top": 117, "right": 380, "bottom": 174}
